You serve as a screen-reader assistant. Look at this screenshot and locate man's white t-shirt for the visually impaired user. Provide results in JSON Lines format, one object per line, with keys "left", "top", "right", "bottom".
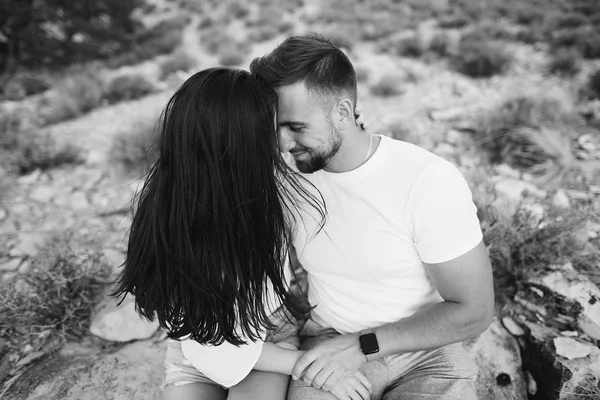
{"left": 292, "top": 135, "right": 483, "bottom": 334}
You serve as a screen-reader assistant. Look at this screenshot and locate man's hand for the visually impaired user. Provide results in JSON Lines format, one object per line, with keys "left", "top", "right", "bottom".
{"left": 292, "top": 334, "right": 367, "bottom": 392}
{"left": 328, "top": 370, "right": 372, "bottom": 400}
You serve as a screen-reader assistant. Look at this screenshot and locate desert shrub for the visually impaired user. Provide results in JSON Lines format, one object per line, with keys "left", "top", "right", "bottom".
{"left": 2, "top": 73, "right": 51, "bottom": 100}
{"left": 544, "top": 13, "right": 589, "bottom": 32}
{"left": 383, "top": 120, "right": 421, "bottom": 145}
{"left": 201, "top": 29, "right": 235, "bottom": 54}
{"left": 551, "top": 29, "right": 600, "bottom": 59}
{"left": 473, "top": 93, "right": 576, "bottom": 179}
{"left": 198, "top": 16, "right": 214, "bottom": 29}
{"left": 248, "top": 26, "right": 279, "bottom": 42}
{"left": 0, "top": 234, "right": 110, "bottom": 340}
{"left": 513, "top": 5, "right": 545, "bottom": 25}
{"left": 452, "top": 37, "right": 511, "bottom": 78}
{"left": 547, "top": 47, "right": 582, "bottom": 76}
{"left": 219, "top": 49, "right": 245, "bottom": 67}
{"left": 370, "top": 75, "right": 404, "bottom": 97}
{"left": 159, "top": 51, "right": 197, "bottom": 80}
{"left": 579, "top": 33, "right": 600, "bottom": 58}
{"left": 360, "top": 21, "right": 397, "bottom": 41}
{"left": 438, "top": 14, "right": 470, "bottom": 29}
{"left": 276, "top": 21, "right": 294, "bottom": 33}
{"left": 38, "top": 68, "right": 106, "bottom": 125}
{"left": 1, "top": 108, "right": 82, "bottom": 174}
{"left": 355, "top": 67, "right": 370, "bottom": 83}
{"left": 392, "top": 36, "right": 423, "bottom": 58}
{"left": 428, "top": 33, "right": 449, "bottom": 56}
{"left": 105, "top": 74, "right": 155, "bottom": 103}
{"left": 588, "top": 69, "right": 600, "bottom": 99}
{"left": 109, "top": 120, "right": 157, "bottom": 174}
{"left": 227, "top": 1, "right": 250, "bottom": 19}
{"left": 481, "top": 199, "right": 591, "bottom": 300}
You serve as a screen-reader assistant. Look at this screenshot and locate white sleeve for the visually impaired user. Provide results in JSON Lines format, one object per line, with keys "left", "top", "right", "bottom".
{"left": 407, "top": 160, "right": 483, "bottom": 264}
{"left": 181, "top": 335, "right": 265, "bottom": 388}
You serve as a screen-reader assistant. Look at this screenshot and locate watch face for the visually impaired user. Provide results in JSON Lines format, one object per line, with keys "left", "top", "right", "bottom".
{"left": 360, "top": 332, "right": 379, "bottom": 355}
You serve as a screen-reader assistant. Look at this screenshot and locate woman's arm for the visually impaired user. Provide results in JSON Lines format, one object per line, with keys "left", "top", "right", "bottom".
{"left": 253, "top": 342, "right": 304, "bottom": 375}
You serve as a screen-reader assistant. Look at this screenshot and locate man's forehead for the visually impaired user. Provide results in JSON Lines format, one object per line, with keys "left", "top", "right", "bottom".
{"left": 276, "top": 83, "right": 317, "bottom": 122}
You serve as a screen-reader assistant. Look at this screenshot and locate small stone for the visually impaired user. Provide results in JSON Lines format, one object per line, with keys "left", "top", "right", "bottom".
{"left": 578, "top": 303, "right": 600, "bottom": 340}
{"left": 433, "top": 143, "right": 455, "bottom": 158}
{"left": 30, "top": 186, "right": 57, "bottom": 203}
{"left": 0, "top": 208, "right": 7, "bottom": 221}
{"left": 526, "top": 371, "right": 537, "bottom": 395}
{"left": 18, "top": 260, "right": 30, "bottom": 274}
{"left": 496, "top": 373, "right": 512, "bottom": 386}
{"left": 502, "top": 316, "right": 526, "bottom": 337}
{"left": 445, "top": 129, "right": 463, "bottom": 145}
{"left": 495, "top": 164, "right": 521, "bottom": 179}
{"left": 554, "top": 337, "right": 592, "bottom": 360}
{"left": 552, "top": 189, "right": 570, "bottom": 209}
{"left": 9, "top": 232, "right": 47, "bottom": 257}
{"left": 17, "top": 169, "right": 41, "bottom": 185}
{"left": 70, "top": 191, "right": 90, "bottom": 210}
{"left": 90, "top": 295, "right": 159, "bottom": 342}
{"left": 560, "top": 330, "right": 579, "bottom": 337}
{"left": 0, "top": 258, "right": 22, "bottom": 272}
{"left": 590, "top": 186, "right": 600, "bottom": 195}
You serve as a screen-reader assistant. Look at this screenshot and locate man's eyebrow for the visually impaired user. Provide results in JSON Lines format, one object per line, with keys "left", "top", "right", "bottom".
{"left": 278, "top": 120, "right": 307, "bottom": 127}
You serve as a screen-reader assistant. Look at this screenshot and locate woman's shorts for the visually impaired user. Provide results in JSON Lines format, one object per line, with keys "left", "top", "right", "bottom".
{"left": 162, "top": 306, "right": 301, "bottom": 389}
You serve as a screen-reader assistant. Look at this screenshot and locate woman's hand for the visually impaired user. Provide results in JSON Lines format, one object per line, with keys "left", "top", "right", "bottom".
{"left": 328, "top": 370, "right": 372, "bottom": 400}
{"left": 354, "top": 105, "right": 368, "bottom": 131}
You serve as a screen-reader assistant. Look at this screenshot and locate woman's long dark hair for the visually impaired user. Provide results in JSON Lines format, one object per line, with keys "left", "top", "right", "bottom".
{"left": 112, "top": 68, "right": 324, "bottom": 345}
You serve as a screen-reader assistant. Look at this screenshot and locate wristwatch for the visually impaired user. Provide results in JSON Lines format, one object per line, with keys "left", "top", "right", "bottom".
{"left": 359, "top": 329, "right": 379, "bottom": 357}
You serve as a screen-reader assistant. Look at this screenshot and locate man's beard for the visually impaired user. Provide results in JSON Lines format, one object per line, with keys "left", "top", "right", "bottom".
{"left": 294, "top": 126, "right": 342, "bottom": 173}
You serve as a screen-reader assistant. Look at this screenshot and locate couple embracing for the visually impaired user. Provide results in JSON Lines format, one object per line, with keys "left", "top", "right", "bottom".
{"left": 114, "top": 34, "right": 494, "bottom": 400}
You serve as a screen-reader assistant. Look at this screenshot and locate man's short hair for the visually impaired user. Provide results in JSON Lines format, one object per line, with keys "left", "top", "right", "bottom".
{"left": 250, "top": 34, "right": 357, "bottom": 109}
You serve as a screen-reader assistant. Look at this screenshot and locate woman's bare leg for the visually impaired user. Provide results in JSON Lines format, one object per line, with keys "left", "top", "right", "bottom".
{"left": 228, "top": 371, "right": 290, "bottom": 400}
{"left": 163, "top": 382, "right": 227, "bottom": 400}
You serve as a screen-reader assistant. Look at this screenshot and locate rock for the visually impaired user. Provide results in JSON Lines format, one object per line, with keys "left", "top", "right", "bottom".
{"left": 101, "top": 248, "right": 125, "bottom": 275}
{"left": 9, "top": 233, "right": 48, "bottom": 257}
{"left": 502, "top": 316, "right": 525, "bottom": 337}
{"left": 552, "top": 189, "right": 570, "bottom": 209}
{"left": 466, "top": 318, "right": 528, "bottom": 400}
{"left": 0, "top": 258, "right": 22, "bottom": 272}
{"left": 525, "top": 371, "right": 537, "bottom": 396}
{"left": 554, "top": 337, "right": 592, "bottom": 360}
{"left": 17, "top": 169, "right": 41, "bottom": 185}
{"left": 70, "top": 191, "right": 89, "bottom": 210}
{"left": 90, "top": 294, "right": 159, "bottom": 342}
{"left": 445, "top": 129, "right": 464, "bottom": 145}
{"left": 495, "top": 164, "right": 522, "bottom": 180}
{"left": 18, "top": 260, "right": 30, "bottom": 274}
{"left": 1, "top": 340, "right": 165, "bottom": 400}
{"left": 433, "top": 143, "right": 455, "bottom": 158}
{"left": 429, "top": 106, "right": 469, "bottom": 122}
{"left": 0, "top": 208, "right": 7, "bottom": 221}
{"left": 29, "top": 186, "right": 57, "bottom": 203}
{"left": 578, "top": 302, "right": 600, "bottom": 340}
{"left": 493, "top": 179, "right": 546, "bottom": 218}
{"left": 521, "top": 320, "right": 600, "bottom": 400}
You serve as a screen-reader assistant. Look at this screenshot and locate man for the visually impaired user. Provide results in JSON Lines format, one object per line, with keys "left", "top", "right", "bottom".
{"left": 250, "top": 34, "right": 494, "bottom": 400}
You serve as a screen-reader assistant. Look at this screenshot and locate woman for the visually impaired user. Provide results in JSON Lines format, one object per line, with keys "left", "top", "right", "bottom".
{"left": 112, "top": 68, "right": 371, "bottom": 400}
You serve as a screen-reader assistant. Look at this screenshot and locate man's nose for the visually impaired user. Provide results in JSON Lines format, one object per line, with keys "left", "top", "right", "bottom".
{"left": 278, "top": 130, "right": 296, "bottom": 153}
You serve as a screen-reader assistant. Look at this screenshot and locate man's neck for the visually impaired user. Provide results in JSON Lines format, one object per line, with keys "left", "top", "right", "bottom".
{"left": 324, "top": 129, "right": 374, "bottom": 173}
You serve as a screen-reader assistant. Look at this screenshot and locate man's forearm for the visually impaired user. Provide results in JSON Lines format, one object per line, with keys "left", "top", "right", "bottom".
{"left": 367, "top": 300, "right": 492, "bottom": 360}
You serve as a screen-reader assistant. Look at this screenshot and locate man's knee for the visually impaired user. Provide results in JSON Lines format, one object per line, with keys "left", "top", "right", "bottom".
{"left": 287, "top": 379, "right": 337, "bottom": 400}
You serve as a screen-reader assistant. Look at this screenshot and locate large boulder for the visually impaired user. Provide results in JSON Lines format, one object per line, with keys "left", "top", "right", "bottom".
{"left": 2, "top": 340, "right": 165, "bottom": 400}
{"left": 466, "top": 318, "right": 528, "bottom": 400}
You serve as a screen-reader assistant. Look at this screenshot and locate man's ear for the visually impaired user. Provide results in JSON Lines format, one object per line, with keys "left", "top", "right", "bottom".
{"left": 334, "top": 98, "right": 354, "bottom": 130}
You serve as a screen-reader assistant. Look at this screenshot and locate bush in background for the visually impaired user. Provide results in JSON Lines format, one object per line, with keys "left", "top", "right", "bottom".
{"left": 109, "top": 120, "right": 157, "bottom": 175}
{"left": 159, "top": 51, "right": 197, "bottom": 80}
{"left": 0, "top": 234, "right": 110, "bottom": 340}
{"left": 473, "top": 92, "right": 576, "bottom": 179}
{"left": 379, "top": 35, "right": 423, "bottom": 58}
{"left": 38, "top": 67, "right": 106, "bottom": 125}
{"left": 2, "top": 73, "right": 51, "bottom": 100}
{"left": 453, "top": 37, "right": 511, "bottom": 78}
{"left": 370, "top": 74, "right": 404, "bottom": 97}
{"left": 219, "top": 49, "right": 245, "bottom": 67}
{"left": 547, "top": 47, "right": 582, "bottom": 76}
{"left": 105, "top": 74, "right": 155, "bottom": 103}
{"left": 248, "top": 26, "right": 279, "bottom": 42}
{"left": 428, "top": 33, "right": 450, "bottom": 56}
{"left": 589, "top": 69, "right": 600, "bottom": 99}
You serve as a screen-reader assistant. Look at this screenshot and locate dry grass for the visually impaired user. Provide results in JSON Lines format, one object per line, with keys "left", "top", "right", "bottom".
{"left": 0, "top": 234, "right": 111, "bottom": 341}
{"left": 105, "top": 74, "right": 155, "bottom": 104}
{"left": 0, "top": 108, "right": 82, "bottom": 174}
{"left": 472, "top": 91, "right": 578, "bottom": 180}
{"left": 370, "top": 74, "right": 405, "bottom": 97}
{"left": 159, "top": 51, "right": 198, "bottom": 81}
{"left": 38, "top": 67, "right": 106, "bottom": 125}
{"left": 108, "top": 120, "right": 157, "bottom": 175}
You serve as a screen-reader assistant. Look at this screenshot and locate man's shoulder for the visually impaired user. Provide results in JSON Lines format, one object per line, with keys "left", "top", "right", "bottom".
{"left": 382, "top": 136, "right": 451, "bottom": 181}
